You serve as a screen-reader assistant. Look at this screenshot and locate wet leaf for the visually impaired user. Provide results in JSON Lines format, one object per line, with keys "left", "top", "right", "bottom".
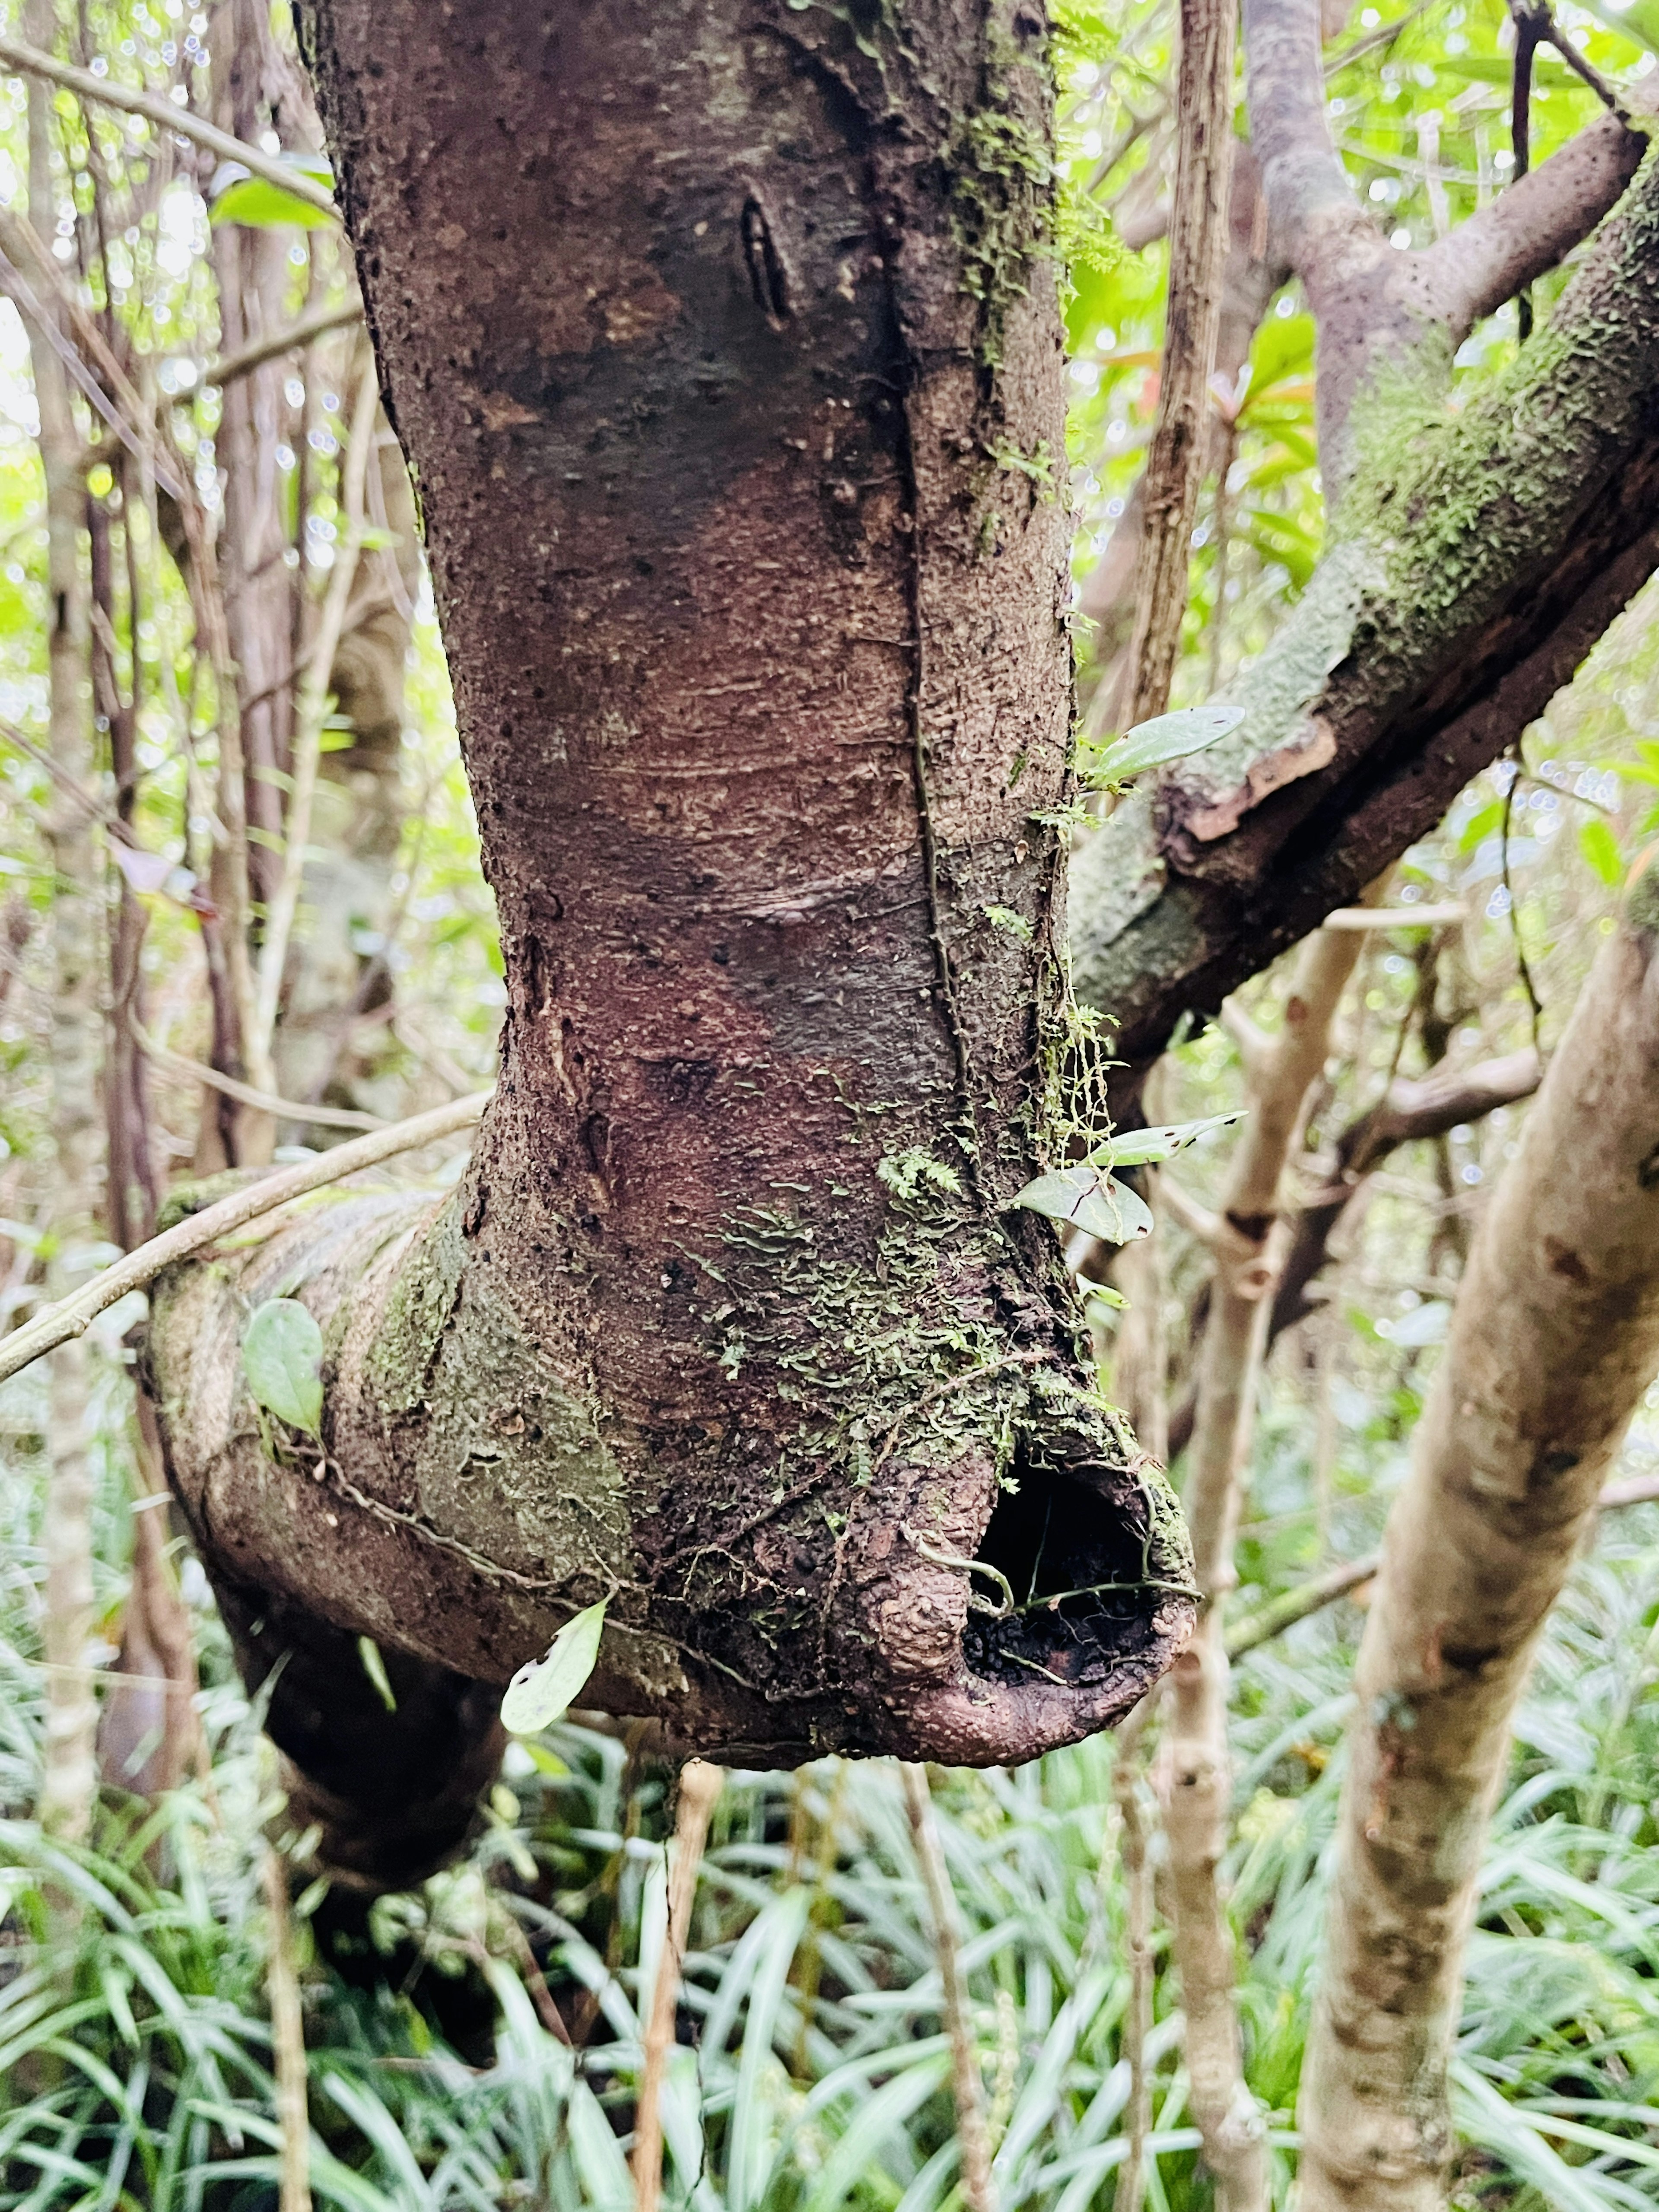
{"left": 1086, "top": 702, "right": 1245, "bottom": 786}
{"left": 357, "top": 1637, "right": 396, "bottom": 1712}
{"left": 501, "top": 1601, "right": 608, "bottom": 1735}
{"left": 1093, "top": 1111, "right": 1245, "bottom": 1167}
{"left": 1012, "top": 1165, "right": 1153, "bottom": 1244}
{"left": 242, "top": 1298, "right": 324, "bottom": 1433}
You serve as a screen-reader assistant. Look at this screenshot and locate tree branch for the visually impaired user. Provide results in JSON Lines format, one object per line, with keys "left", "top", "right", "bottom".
{"left": 1419, "top": 105, "right": 1647, "bottom": 340}
{"left": 1122, "top": 0, "right": 1237, "bottom": 723}
{"left": 0, "top": 33, "right": 338, "bottom": 217}
{"left": 1068, "top": 139, "right": 1659, "bottom": 1107}
{"left": 204, "top": 299, "right": 362, "bottom": 390}
{"left": 1243, "top": 0, "right": 1358, "bottom": 245}
{"left": 1299, "top": 897, "right": 1659, "bottom": 2206}
{"left": 0, "top": 1089, "right": 490, "bottom": 1387}
{"left": 1270, "top": 1046, "right": 1541, "bottom": 1340}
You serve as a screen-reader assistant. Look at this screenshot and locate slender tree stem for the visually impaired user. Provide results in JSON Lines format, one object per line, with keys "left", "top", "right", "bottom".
{"left": 1300, "top": 893, "right": 1659, "bottom": 2208}
{"left": 633, "top": 1759, "right": 723, "bottom": 2212}
{"left": 0, "top": 1089, "right": 491, "bottom": 1387}
{"left": 1112, "top": 1704, "right": 1157, "bottom": 2212}
{"left": 1123, "top": 0, "right": 1236, "bottom": 724}
{"left": 248, "top": 346, "right": 378, "bottom": 1091}
{"left": 903, "top": 1763, "right": 998, "bottom": 2212}
{"left": 262, "top": 1847, "right": 314, "bottom": 2212}
{"left": 24, "top": 0, "right": 100, "bottom": 1851}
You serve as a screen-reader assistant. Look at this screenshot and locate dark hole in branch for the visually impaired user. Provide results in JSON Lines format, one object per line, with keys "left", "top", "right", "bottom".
{"left": 965, "top": 1449, "right": 1157, "bottom": 1691}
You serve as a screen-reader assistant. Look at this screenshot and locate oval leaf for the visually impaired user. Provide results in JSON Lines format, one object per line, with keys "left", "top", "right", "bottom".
{"left": 1087, "top": 702, "right": 1246, "bottom": 785}
{"left": 242, "top": 1298, "right": 324, "bottom": 1433}
{"left": 210, "top": 174, "right": 335, "bottom": 230}
{"left": 501, "top": 1600, "right": 608, "bottom": 1736}
{"left": 1012, "top": 1166, "right": 1153, "bottom": 1244}
{"left": 1093, "top": 1111, "right": 1246, "bottom": 1168}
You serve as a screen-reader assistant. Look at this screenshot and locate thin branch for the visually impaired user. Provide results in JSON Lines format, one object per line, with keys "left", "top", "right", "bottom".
{"left": 1122, "top": 0, "right": 1236, "bottom": 724}
{"left": 0, "top": 1088, "right": 491, "bottom": 1387}
{"left": 262, "top": 1847, "right": 314, "bottom": 2212}
{"left": 205, "top": 300, "right": 362, "bottom": 390}
{"left": 1156, "top": 1171, "right": 1223, "bottom": 1246}
{"left": 632, "top": 1759, "right": 723, "bottom": 2212}
{"left": 1111, "top": 1703, "right": 1157, "bottom": 2212}
{"left": 0, "top": 33, "right": 338, "bottom": 217}
{"left": 1322, "top": 901, "right": 1467, "bottom": 931}
{"left": 129, "top": 1012, "right": 387, "bottom": 1131}
{"left": 1422, "top": 99, "right": 1644, "bottom": 342}
{"left": 1226, "top": 1553, "right": 1378, "bottom": 1657}
{"left": 248, "top": 347, "right": 379, "bottom": 1091}
{"left": 1228, "top": 1472, "right": 1659, "bottom": 1660}
{"left": 902, "top": 1764, "right": 998, "bottom": 2212}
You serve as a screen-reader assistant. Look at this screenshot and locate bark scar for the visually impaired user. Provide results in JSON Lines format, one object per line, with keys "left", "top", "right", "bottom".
{"left": 1166, "top": 714, "right": 1338, "bottom": 845}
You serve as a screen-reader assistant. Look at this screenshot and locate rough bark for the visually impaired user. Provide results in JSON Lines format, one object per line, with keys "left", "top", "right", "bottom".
{"left": 1078, "top": 145, "right": 1282, "bottom": 734}
{"left": 145, "top": 0, "right": 1195, "bottom": 1848}
{"left": 1297, "top": 875, "right": 1659, "bottom": 2212}
{"left": 1070, "top": 128, "right": 1659, "bottom": 1099}
{"left": 1121, "top": 0, "right": 1236, "bottom": 725}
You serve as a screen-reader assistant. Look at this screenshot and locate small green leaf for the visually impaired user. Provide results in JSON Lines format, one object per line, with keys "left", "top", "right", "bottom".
{"left": 357, "top": 1637, "right": 396, "bottom": 1712}
{"left": 1085, "top": 702, "right": 1245, "bottom": 787}
{"left": 210, "top": 174, "right": 334, "bottom": 230}
{"left": 242, "top": 1298, "right": 324, "bottom": 1433}
{"left": 1012, "top": 1166, "right": 1153, "bottom": 1244}
{"left": 1093, "top": 1111, "right": 1246, "bottom": 1168}
{"left": 500, "top": 1601, "right": 608, "bottom": 1735}
{"left": 1085, "top": 1283, "right": 1128, "bottom": 1311}
{"left": 1580, "top": 817, "right": 1624, "bottom": 889}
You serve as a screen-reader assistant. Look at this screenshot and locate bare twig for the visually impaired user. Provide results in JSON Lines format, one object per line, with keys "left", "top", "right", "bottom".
{"left": 1111, "top": 1703, "right": 1157, "bottom": 2212}
{"left": 205, "top": 300, "right": 362, "bottom": 390}
{"left": 130, "top": 1011, "right": 387, "bottom": 1132}
{"left": 1229, "top": 1472, "right": 1659, "bottom": 1659}
{"left": 903, "top": 1764, "right": 998, "bottom": 2212}
{"left": 248, "top": 347, "right": 379, "bottom": 1091}
{"left": 0, "top": 1089, "right": 491, "bottom": 1387}
{"left": 1122, "top": 0, "right": 1236, "bottom": 724}
{"left": 633, "top": 1759, "right": 723, "bottom": 2212}
{"left": 262, "top": 1847, "right": 314, "bottom": 2212}
{"left": 0, "top": 33, "right": 338, "bottom": 216}
{"left": 1322, "top": 902, "right": 1467, "bottom": 931}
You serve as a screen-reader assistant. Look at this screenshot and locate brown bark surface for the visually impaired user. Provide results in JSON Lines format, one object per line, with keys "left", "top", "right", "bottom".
{"left": 1121, "top": 0, "right": 1236, "bottom": 725}
{"left": 147, "top": 0, "right": 1195, "bottom": 1820}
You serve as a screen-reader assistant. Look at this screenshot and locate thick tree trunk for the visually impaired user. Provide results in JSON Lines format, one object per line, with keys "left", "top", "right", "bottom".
{"left": 1297, "top": 876, "right": 1659, "bottom": 2211}
{"left": 147, "top": 0, "right": 1195, "bottom": 1844}
{"left": 1070, "top": 136, "right": 1659, "bottom": 1096}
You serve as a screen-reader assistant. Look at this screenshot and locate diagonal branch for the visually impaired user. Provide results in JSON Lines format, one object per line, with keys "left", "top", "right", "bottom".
{"left": 0, "top": 1089, "right": 490, "bottom": 1388}
{"left": 1242, "top": 0, "right": 1649, "bottom": 463}
{"left": 0, "top": 33, "right": 338, "bottom": 217}
{"left": 1418, "top": 106, "right": 1646, "bottom": 338}
{"left": 1068, "top": 134, "right": 1659, "bottom": 1106}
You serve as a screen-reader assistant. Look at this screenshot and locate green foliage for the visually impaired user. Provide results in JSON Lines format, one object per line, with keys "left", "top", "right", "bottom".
{"left": 241, "top": 1299, "right": 325, "bottom": 1436}
{"left": 499, "top": 1602, "right": 607, "bottom": 1736}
